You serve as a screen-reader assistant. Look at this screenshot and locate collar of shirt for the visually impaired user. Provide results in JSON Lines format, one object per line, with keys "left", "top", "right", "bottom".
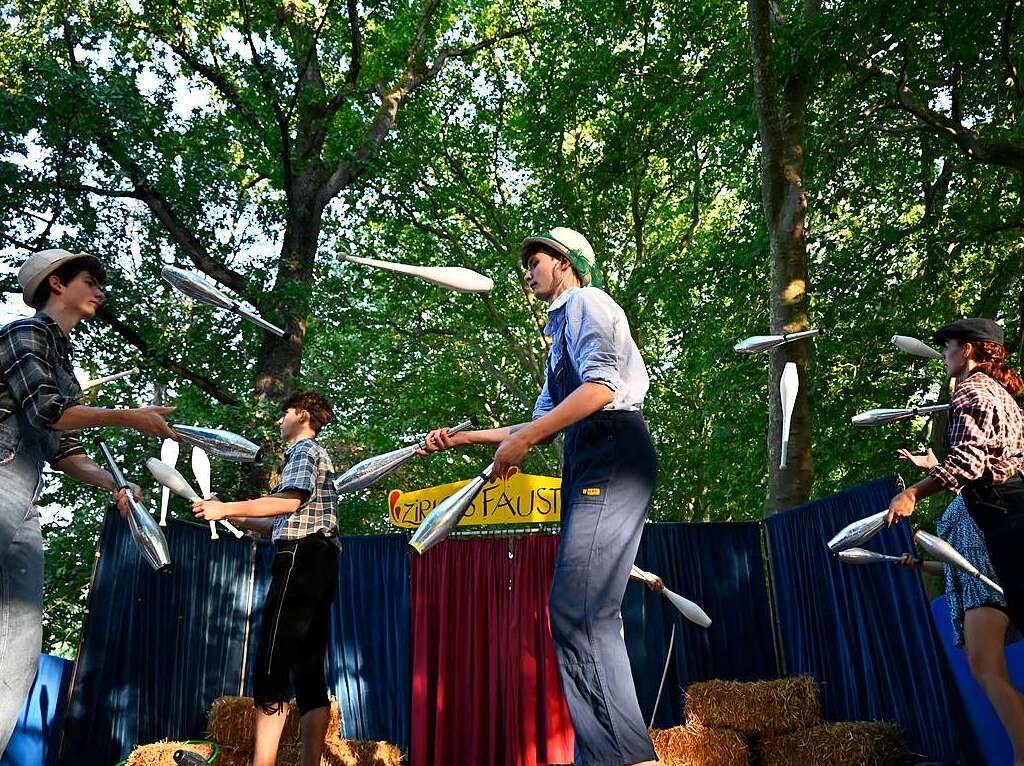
{"left": 284, "top": 437, "right": 316, "bottom": 457}
{"left": 34, "top": 311, "right": 72, "bottom": 358}
{"left": 543, "top": 287, "right": 580, "bottom": 337}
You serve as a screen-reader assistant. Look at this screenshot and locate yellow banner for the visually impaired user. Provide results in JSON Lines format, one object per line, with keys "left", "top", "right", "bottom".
{"left": 388, "top": 468, "right": 562, "bottom": 529}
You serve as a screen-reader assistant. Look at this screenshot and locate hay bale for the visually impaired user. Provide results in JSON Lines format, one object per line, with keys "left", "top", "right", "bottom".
{"left": 324, "top": 739, "right": 404, "bottom": 766}
{"left": 125, "top": 740, "right": 214, "bottom": 766}
{"left": 759, "top": 721, "right": 910, "bottom": 766}
{"left": 684, "top": 677, "right": 820, "bottom": 737}
{"left": 206, "top": 697, "right": 342, "bottom": 753}
{"left": 649, "top": 723, "right": 750, "bottom": 766}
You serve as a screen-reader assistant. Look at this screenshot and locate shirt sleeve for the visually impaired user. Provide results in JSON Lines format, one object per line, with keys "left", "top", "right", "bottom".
{"left": 276, "top": 442, "right": 316, "bottom": 499}
{"left": 568, "top": 290, "right": 623, "bottom": 394}
{"left": 0, "top": 322, "right": 76, "bottom": 432}
{"left": 533, "top": 376, "right": 554, "bottom": 420}
{"left": 929, "top": 391, "right": 992, "bottom": 491}
{"left": 52, "top": 430, "right": 86, "bottom": 464}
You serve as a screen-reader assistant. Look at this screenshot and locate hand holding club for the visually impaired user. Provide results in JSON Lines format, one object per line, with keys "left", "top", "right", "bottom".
{"left": 113, "top": 482, "right": 142, "bottom": 517}
{"left": 491, "top": 430, "right": 532, "bottom": 481}
{"left": 417, "top": 427, "right": 468, "bottom": 455}
{"left": 887, "top": 489, "right": 917, "bottom": 526}
{"left": 121, "top": 406, "right": 179, "bottom": 441}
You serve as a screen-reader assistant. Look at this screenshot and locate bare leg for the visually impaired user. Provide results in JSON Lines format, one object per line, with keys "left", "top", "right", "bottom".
{"left": 299, "top": 705, "right": 331, "bottom": 766}
{"left": 253, "top": 703, "right": 290, "bottom": 766}
{"left": 964, "top": 607, "right": 1024, "bottom": 765}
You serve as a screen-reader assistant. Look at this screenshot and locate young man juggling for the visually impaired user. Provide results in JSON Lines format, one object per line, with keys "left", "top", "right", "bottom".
{"left": 193, "top": 391, "right": 339, "bottom": 766}
{"left": 0, "top": 249, "right": 179, "bottom": 749}
{"left": 421, "top": 228, "right": 661, "bottom": 766}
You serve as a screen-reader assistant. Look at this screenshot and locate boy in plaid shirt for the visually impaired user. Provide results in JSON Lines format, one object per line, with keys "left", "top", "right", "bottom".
{"left": 194, "top": 391, "right": 339, "bottom": 766}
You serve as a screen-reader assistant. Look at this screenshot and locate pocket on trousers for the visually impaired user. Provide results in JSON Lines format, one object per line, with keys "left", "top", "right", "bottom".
{"left": 0, "top": 417, "right": 21, "bottom": 466}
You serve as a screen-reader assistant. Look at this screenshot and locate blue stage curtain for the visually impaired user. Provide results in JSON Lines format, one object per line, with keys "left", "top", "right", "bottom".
{"left": 326, "top": 535, "right": 410, "bottom": 750}
{"left": 243, "top": 535, "right": 410, "bottom": 751}
{"left": 61, "top": 512, "right": 255, "bottom": 766}
{"left": 624, "top": 521, "right": 780, "bottom": 729}
{"left": 764, "top": 475, "right": 960, "bottom": 762}
{"left": 1, "top": 654, "right": 73, "bottom": 766}
{"left": 931, "top": 595, "right": 1016, "bottom": 766}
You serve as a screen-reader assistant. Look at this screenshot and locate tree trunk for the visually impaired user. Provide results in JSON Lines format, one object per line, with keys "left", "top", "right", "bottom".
{"left": 748, "top": 0, "right": 817, "bottom": 515}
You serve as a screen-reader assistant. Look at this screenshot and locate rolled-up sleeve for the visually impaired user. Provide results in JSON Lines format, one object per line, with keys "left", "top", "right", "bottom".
{"left": 53, "top": 430, "right": 86, "bottom": 464}
{"left": 533, "top": 377, "right": 554, "bottom": 420}
{"left": 569, "top": 291, "right": 623, "bottom": 394}
{"left": 0, "top": 323, "right": 75, "bottom": 432}
{"left": 276, "top": 442, "right": 315, "bottom": 499}
{"left": 929, "top": 393, "right": 990, "bottom": 491}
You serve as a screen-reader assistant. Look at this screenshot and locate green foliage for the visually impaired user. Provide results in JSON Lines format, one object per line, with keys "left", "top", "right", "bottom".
{"left": 2, "top": 0, "right": 1023, "bottom": 653}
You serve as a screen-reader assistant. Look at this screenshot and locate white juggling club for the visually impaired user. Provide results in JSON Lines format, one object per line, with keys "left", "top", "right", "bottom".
{"left": 340, "top": 253, "right": 494, "bottom": 294}
{"left": 158, "top": 438, "right": 179, "bottom": 527}
{"left": 779, "top": 362, "right": 798, "bottom": 469}
{"left": 892, "top": 335, "right": 942, "bottom": 359}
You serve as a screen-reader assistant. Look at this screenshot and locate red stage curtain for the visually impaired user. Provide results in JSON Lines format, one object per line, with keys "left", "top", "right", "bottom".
{"left": 410, "top": 535, "right": 574, "bottom": 766}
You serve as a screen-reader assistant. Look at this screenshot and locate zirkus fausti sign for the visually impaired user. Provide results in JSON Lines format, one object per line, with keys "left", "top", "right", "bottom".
{"left": 389, "top": 468, "right": 562, "bottom": 529}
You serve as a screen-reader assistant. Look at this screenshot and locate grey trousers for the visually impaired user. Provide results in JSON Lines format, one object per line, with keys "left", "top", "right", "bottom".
{"left": 549, "top": 411, "right": 658, "bottom": 766}
{"left": 0, "top": 445, "right": 44, "bottom": 753}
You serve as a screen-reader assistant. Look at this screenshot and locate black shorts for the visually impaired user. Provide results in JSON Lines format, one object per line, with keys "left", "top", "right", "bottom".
{"left": 253, "top": 532, "right": 339, "bottom": 715}
{"left": 964, "top": 475, "right": 1024, "bottom": 635}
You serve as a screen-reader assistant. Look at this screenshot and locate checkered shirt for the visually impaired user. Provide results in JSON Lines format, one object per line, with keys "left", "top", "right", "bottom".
{"left": 0, "top": 312, "right": 85, "bottom": 463}
{"left": 929, "top": 371, "right": 1024, "bottom": 491}
{"left": 271, "top": 438, "right": 339, "bottom": 542}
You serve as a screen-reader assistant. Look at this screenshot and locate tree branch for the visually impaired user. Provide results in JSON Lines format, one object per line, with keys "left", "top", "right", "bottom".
{"left": 95, "top": 306, "right": 240, "bottom": 406}
{"left": 407, "top": 26, "right": 534, "bottom": 94}
{"left": 62, "top": 23, "right": 248, "bottom": 292}
{"left": 236, "top": 0, "right": 293, "bottom": 184}
{"left": 1003, "top": 0, "right": 1024, "bottom": 100}
{"left": 854, "top": 48, "right": 1024, "bottom": 172}
{"left": 346, "top": 0, "right": 362, "bottom": 88}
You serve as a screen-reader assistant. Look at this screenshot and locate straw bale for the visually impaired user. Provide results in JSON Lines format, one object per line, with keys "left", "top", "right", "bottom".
{"left": 758, "top": 721, "right": 910, "bottom": 766}
{"left": 649, "top": 723, "right": 750, "bottom": 766}
{"left": 216, "top": 739, "right": 401, "bottom": 766}
{"left": 324, "top": 739, "right": 404, "bottom": 766}
{"left": 206, "top": 697, "right": 341, "bottom": 753}
{"left": 684, "top": 677, "right": 820, "bottom": 736}
{"left": 125, "top": 740, "right": 215, "bottom": 766}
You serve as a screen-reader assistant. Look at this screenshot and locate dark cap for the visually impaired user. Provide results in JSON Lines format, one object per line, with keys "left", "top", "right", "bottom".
{"left": 932, "top": 318, "right": 1004, "bottom": 347}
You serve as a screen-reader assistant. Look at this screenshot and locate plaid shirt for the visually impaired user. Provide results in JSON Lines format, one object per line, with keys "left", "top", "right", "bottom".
{"left": 271, "top": 438, "right": 339, "bottom": 543}
{"left": 930, "top": 371, "right": 1024, "bottom": 491}
{"left": 0, "top": 312, "right": 85, "bottom": 464}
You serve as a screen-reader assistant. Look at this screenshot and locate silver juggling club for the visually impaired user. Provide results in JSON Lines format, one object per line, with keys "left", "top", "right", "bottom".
{"left": 162, "top": 265, "right": 290, "bottom": 338}
{"left": 171, "top": 424, "right": 262, "bottom": 463}
{"left": 851, "top": 404, "right": 950, "bottom": 427}
{"left": 733, "top": 329, "right": 820, "bottom": 354}
{"left": 408, "top": 463, "right": 494, "bottom": 554}
{"left": 838, "top": 547, "right": 945, "bottom": 575}
{"left": 95, "top": 438, "right": 171, "bottom": 572}
{"left": 827, "top": 510, "right": 889, "bottom": 553}
{"left": 914, "top": 529, "right": 1004, "bottom": 595}
{"left": 335, "top": 417, "right": 478, "bottom": 494}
